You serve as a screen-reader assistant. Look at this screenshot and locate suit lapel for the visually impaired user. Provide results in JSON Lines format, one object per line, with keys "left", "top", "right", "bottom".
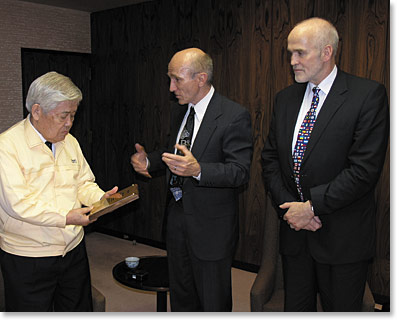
{"left": 302, "top": 70, "right": 348, "bottom": 165}
{"left": 191, "top": 92, "right": 221, "bottom": 159}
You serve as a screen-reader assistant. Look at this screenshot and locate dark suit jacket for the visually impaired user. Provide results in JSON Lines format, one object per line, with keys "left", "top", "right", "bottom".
{"left": 261, "top": 70, "right": 389, "bottom": 265}
{"left": 148, "top": 91, "right": 253, "bottom": 261}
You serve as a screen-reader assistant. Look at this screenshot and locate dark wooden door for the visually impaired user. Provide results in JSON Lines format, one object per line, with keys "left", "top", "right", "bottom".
{"left": 21, "top": 48, "right": 93, "bottom": 163}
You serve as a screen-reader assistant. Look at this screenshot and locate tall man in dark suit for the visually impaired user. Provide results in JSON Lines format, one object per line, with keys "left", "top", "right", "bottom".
{"left": 261, "top": 17, "right": 389, "bottom": 311}
{"left": 130, "top": 48, "right": 253, "bottom": 311}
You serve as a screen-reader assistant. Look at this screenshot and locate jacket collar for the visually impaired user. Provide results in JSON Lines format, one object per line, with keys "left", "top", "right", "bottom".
{"left": 24, "top": 115, "right": 66, "bottom": 153}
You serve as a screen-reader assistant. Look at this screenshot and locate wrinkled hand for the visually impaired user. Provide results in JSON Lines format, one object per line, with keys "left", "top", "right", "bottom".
{"left": 280, "top": 201, "right": 321, "bottom": 231}
{"left": 66, "top": 207, "right": 94, "bottom": 226}
{"left": 302, "top": 216, "right": 322, "bottom": 232}
{"left": 130, "top": 143, "right": 151, "bottom": 178}
{"left": 162, "top": 144, "right": 201, "bottom": 177}
{"left": 101, "top": 186, "right": 119, "bottom": 200}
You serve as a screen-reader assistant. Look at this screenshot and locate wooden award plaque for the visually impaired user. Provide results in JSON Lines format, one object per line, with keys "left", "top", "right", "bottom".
{"left": 88, "top": 184, "right": 139, "bottom": 220}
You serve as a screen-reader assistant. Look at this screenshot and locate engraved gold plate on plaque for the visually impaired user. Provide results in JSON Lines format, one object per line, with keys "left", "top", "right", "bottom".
{"left": 88, "top": 184, "right": 139, "bottom": 220}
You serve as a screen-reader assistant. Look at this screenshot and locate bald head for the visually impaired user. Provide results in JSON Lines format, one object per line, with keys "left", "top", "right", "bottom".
{"left": 167, "top": 48, "right": 213, "bottom": 105}
{"left": 289, "top": 17, "right": 339, "bottom": 57}
{"left": 287, "top": 17, "right": 338, "bottom": 84}
{"left": 170, "top": 48, "right": 213, "bottom": 84}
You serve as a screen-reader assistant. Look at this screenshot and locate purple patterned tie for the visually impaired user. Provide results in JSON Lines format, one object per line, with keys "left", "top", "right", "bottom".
{"left": 293, "top": 87, "right": 320, "bottom": 201}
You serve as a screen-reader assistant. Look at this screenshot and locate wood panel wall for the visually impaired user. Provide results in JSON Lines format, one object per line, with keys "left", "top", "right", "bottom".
{"left": 90, "top": 0, "right": 390, "bottom": 296}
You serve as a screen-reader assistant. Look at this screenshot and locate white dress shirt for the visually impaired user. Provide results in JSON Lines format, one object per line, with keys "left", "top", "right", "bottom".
{"left": 292, "top": 66, "right": 338, "bottom": 153}
{"left": 175, "top": 85, "right": 215, "bottom": 148}
{"left": 175, "top": 85, "right": 215, "bottom": 180}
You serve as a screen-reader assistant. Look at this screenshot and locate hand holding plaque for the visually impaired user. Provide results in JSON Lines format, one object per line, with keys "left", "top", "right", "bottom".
{"left": 89, "top": 184, "right": 139, "bottom": 220}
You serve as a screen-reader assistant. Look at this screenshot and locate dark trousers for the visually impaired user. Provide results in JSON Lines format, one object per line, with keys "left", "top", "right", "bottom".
{"left": 282, "top": 247, "right": 369, "bottom": 312}
{"left": 0, "top": 239, "right": 93, "bottom": 312}
{"left": 166, "top": 200, "right": 233, "bottom": 312}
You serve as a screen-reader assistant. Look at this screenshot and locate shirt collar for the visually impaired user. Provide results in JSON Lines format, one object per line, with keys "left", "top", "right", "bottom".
{"left": 308, "top": 65, "right": 337, "bottom": 96}
{"left": 189, "top": 85, "right": 215, "bottom": 121}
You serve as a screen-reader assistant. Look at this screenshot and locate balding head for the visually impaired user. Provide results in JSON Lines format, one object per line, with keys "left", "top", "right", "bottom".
{"left": 290, "top": 17, "right": 339, "bottom": 57}
{"left": 287, "top": 17, "right": 338, "bottom": 84}
{"left": 170, "top": 48, "right": 213, "bottom": 84}
{"left": 167, "top": 48, "right": 213, "bottom": 105}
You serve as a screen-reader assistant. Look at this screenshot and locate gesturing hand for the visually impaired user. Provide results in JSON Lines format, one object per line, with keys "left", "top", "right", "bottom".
{"left": 130, "top": 143, "right": 152, "bottom": 178}
{"left": 162, "top": 144, "right": 201, "bottom": 177}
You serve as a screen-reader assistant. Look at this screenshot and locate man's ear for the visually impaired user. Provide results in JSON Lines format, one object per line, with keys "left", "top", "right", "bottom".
{"left": 30, "top": 104, "right": 42, "bottom": 121}
{"left": 322, "top": 45, "right": 333, "bottom": 62}
{"left": 197, "top": 72, "right": 209, "bottom": 87}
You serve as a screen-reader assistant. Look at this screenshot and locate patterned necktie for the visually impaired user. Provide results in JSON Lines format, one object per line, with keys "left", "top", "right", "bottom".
{"left": 293, "top": 87, "right": 320, "bottom": 201}
{"left": 170, "top": 106, "right": 196, "bottom": 201}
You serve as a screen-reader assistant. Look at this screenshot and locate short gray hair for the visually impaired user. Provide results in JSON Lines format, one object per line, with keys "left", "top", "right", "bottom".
{"left": 185, "top": 50, "right": 213, "bottom": 84}
{"left": 25, "top": 71, "right": 82, "bottom": 113}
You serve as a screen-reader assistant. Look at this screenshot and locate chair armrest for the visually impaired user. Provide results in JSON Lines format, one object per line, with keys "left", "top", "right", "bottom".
{"left": 362, "top": 282, "right": 375, "bottom": 312}
{"left": 250, "top": 256, "right": 277, "bottom": 311}
{"left": 250, "top": 193, "right": 281, "bottom": 311}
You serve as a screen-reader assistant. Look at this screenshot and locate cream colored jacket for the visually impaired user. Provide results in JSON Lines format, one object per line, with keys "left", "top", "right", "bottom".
{"left": 0, "top": 117, "right": 104, "bottom": 257}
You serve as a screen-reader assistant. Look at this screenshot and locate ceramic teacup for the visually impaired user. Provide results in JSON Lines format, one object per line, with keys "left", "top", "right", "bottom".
{"left": 125, "top": 256, "right": 140, "bottom": 269}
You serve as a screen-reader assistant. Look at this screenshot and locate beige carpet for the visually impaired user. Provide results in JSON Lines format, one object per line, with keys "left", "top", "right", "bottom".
{"left": 85, "top": 232, "right": 256, "bottom": 312}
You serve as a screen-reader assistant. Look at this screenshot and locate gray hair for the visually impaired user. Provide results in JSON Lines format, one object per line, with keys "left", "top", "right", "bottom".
{"left": 185, "top": 50, "right": 214, "bottom": 84}
{"left": 25, "top": 71, "right": 82, "bottom": 113}
{"left": 193, "top": 52, "right": 213, "bottom": 83}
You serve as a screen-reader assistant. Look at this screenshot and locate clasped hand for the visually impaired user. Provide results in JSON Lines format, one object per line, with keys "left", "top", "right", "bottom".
{"left": 162, "top": 144, "right": 201, "bottom": 177}
{"left": 280, "top": 201, "right": 322, "bottom": 232}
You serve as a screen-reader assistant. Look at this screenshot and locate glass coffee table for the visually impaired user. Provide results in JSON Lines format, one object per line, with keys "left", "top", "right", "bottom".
{"left": 112, "top": 255, "right": 169, "bottom": 311}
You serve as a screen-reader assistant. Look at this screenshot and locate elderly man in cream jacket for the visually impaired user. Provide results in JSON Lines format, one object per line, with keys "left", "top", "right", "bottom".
{"left": 0, "top": 72, "right": 117, "bottom": 312}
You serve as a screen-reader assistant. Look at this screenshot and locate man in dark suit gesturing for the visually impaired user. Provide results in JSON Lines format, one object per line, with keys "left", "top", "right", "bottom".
{"left": 261, "top": 18, "right": 389, "bottom": 311}
{"left": 131, "top": 48, "right": 253, "bottom": 311}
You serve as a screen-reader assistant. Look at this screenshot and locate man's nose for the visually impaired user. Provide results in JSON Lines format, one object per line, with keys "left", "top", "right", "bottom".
{"left": 169, "top": 80, "right": 176, "bottom": 92}
{"left": 290, "top": 54, "right": 298, "bottom": 66}
{"left": 65, "top": 115, "right": 73, "bottom": 127}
